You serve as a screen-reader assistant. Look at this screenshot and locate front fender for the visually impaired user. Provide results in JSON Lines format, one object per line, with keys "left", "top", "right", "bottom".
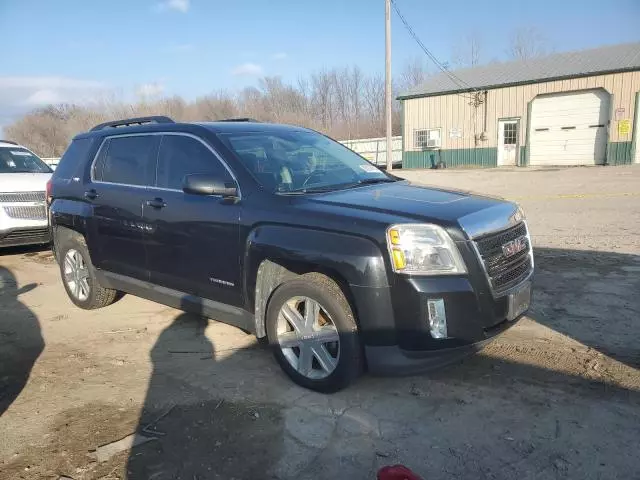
{"left": 245, "top": 224, "right": 388, "bottom": 292}
{"left": 244, "top": 225, "right": 394, "bottom": 341}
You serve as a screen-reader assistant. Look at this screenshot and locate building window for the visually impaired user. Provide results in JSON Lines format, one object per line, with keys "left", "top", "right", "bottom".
{"left": 503, "top": 123, "right": 517, "bottom": 145}
{"left": 414, "top": 128, "right": 441, "bottom": 149}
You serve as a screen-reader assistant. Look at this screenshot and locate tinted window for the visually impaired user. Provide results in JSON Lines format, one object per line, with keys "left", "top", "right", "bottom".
{"left": 54, "top": 138, "right": 93, "bottom": 179}
{"left": 99, "top": 135, "right": 159, "bottom": 186}
{"left": 156, "top": 135, "right": 231, "bottom": 190}
{"left": 0, "top": 147, "right": 52, "bottom": 174}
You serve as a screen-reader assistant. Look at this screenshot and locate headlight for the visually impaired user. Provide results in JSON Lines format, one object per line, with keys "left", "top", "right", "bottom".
{"left": 386, "top": 224, "right": 467, "bottom": 275}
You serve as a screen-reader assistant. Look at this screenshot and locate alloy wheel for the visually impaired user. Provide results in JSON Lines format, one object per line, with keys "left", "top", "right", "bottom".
{"left": 276, "top": 296, "right": 340, "bottom": 379}
{"left": 63, "top": 249, "right": 90, "bottom": 302}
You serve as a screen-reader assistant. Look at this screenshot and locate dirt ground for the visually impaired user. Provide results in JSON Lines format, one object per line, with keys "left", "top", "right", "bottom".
{"left": 1, "top": 165, "right": 639, "bottom": 480}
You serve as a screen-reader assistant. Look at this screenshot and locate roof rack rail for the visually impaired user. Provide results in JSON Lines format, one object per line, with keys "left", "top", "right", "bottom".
{"left": 90, "top": 115, "right": 175, "bottom": 132}
{"left": 0, "top": 139, "right": 18, "bottom": 145}
{"left": 218, "top": 117, "right": 260, "bottom": 122}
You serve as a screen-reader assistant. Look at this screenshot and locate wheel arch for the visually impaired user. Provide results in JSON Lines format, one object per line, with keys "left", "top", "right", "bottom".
{"left": 245, "top": 225, "right": 389, "bottom": 338}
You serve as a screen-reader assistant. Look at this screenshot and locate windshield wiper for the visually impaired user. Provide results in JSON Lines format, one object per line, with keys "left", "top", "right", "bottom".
{"left": 356, "top": 177, "right": 397, "bottom": 185}
{"left": 281, "top": 185, "right": 344, "bottom": 194}
{"left": 280, "top": 178, "right": 397, "bottom": 195}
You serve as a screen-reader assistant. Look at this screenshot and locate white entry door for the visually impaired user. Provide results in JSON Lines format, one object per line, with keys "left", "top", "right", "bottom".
{"left": 498, "top": 119, "right": 519, "bottom": 166}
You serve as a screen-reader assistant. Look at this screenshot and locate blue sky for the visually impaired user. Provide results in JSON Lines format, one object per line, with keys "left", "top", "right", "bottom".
{"left": 1, "top": 0, "right": 639, "bottom": 132}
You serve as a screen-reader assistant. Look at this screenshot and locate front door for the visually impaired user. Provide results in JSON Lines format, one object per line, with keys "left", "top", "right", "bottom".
{"left": 144, "top": 133, "right": 243, "bottom": 307}
{"left": 87, "top": 134, "right": 160, "bottom": 280}
{"left": 498, "top": 119, "right": 519, "bottom": 166}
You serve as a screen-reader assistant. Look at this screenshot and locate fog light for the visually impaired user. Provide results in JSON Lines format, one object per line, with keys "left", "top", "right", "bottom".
{"left": 427, "top": 299, "right": 447, "bottom": 339}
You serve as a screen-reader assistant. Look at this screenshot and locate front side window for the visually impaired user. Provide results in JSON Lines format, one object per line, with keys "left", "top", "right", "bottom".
{"left": 156, "top": 135, "right": 231, "bottom": 190}
{"left": 0, "top": 147, "right": 52, "bottom": 174}
{"left": 97, "top": 135, "right": 159, "bottom": 186}
{"left": 217, "top": 129, "right": 394, "bottom": 193}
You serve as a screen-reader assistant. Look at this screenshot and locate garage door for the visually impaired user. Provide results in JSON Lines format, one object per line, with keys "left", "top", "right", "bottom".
{"left": 529, "top": 90, "right": 610, "bottom": 166}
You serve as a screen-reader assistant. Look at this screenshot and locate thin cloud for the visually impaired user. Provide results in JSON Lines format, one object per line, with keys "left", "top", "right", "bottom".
{"left": 0, "top": 76, "right": 105, "bottom": 90}
{"left": 0, "top": 75, "right": 107, "bottom": 130}
{"left": 154, "top": 0, "right": 190, "bottom": 13}
{"left": 136, "top": 82, "right": 165, "bottom": 98}
{"left": 231, "top": 63, "right": 264, "bottom": 76}
{"left": 272, "top": 52, "right": 288, "bottom": 60}
{"left": 25, "top": 89, "right": 63, "bottom": 106}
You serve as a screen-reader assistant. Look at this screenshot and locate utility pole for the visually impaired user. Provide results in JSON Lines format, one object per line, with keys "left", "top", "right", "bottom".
{"left": 384, "top": 0, "right": 393, "bottom": 171}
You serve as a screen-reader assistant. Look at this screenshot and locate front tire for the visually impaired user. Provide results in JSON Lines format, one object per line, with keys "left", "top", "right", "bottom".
{"left": 266, "top": 273, "right": 363, "bottom": 393}
{"left": 57, "top": 233, "right": 117, "bottom": 310}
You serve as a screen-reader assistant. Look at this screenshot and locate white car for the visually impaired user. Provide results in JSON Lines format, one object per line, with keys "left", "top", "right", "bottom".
{"left": 0, "top": 140, "right": 52, "bottom": 247}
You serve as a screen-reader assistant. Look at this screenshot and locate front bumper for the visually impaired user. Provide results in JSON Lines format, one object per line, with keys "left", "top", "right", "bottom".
{"left": 365, "top": 313, "right": 523, "bottom": 375}
{"left": 352, "top": 273, "right": 531, "bottom": 375}
{"left": 0, "top": 226, "right": 51, "bottom": 247}
{"left": 0, "top": 207, "right": 50, "bottom": 247}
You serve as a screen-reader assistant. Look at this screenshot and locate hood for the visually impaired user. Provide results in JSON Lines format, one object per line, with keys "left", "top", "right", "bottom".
{"left": 0, "top": 173, "right": 52, "bottom": 193}
{"left": 302, "top": 180, "right": 517, "bottom": 237}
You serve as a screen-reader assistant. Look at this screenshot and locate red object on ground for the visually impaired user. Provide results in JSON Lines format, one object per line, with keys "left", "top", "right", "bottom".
{"left": 377, "top": 464, "right": 423, "bottom": 480}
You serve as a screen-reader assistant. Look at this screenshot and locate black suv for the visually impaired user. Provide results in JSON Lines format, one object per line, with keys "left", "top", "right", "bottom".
{"left": 50, "top": 116, "right": 533, "bottom": 392}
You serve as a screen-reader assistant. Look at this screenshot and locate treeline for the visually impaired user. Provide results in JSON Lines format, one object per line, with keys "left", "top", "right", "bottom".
{"left": 7, "top": 66, "right": 413, "bottom": 157}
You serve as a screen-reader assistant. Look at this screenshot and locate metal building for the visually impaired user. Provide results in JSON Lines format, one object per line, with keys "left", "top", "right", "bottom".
{"left": 398, "top": 43, "right": 640, "bottom": 168}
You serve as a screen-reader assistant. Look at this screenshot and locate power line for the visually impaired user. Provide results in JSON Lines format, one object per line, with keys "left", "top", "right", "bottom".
{"left": 390, "top": 0, "right": 477, "bottom": 98}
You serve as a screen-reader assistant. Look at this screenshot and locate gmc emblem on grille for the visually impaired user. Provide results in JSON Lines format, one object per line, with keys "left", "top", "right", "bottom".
{"left": 502, "top": 236, "right": 527, "bottom": 258}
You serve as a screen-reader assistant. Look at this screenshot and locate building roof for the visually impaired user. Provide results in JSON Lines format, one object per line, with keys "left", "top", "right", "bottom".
{"left": 398, "top": 42, "right": 640, "bottom": 100}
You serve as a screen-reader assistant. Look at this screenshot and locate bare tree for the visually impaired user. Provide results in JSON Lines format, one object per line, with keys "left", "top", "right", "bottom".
{"left": 310, "top": 69, "right": 335, "bottom": 130}
{"left": 452, "top": 33, "right": 483, "bottom": 67}
{"left": 507, "top": 27, "right": 548, "bottom": 61}
{"left": 6, "top": 59, "right": 435, "bottom": 155}
{"left": 398, "top": 57, "right": 431, "bottom": 94}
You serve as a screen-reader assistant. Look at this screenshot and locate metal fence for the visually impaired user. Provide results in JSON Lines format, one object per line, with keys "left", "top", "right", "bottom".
{"left": 339, "top": 136, "right": 402, "bottom": 167}
{"left": 42, "top": 158, "right": 59, "bottom": 170}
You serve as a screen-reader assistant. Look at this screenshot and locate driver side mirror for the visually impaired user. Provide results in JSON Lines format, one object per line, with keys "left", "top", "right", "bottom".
{"left": 183, "top": 173, "right": 238, "bottom": 198}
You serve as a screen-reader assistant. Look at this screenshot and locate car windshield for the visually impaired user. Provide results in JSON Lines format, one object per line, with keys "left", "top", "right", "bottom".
{"left": 0, "top": 147, "right": 52, "bottom": 174}
{"left": 217, "top": 129, "right": 396, "bottom": 193}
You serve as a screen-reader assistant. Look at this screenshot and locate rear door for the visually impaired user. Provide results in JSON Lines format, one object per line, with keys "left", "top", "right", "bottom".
{"left": 144, "top": 133, "right": 243, "bottom": 306}
{"left": 87, "top": 134, "right": 160, "bottom": 280}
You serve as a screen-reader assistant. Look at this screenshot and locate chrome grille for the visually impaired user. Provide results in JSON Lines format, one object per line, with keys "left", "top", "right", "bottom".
{"left": 0, "top": 191, "right": 46, "bottom": 202}
{"left": 474, "top": 222, "right": 533, "bottom": 296}
{"left": 3, "top": 205, "right": 47, "bottom": 220}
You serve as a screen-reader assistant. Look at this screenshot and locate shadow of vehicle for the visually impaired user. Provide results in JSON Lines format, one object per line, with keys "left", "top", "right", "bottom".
{"left": 0, "top": 244, "right": 52, "bottom": 257}
{"left": 531, "top": 247, "right": 640, "bottom": 369}
{"left": 125, "top": 300, "right": 284, "bottom": 479}
{"left": 0, "top": 267, "right": 44, "bottom": 416}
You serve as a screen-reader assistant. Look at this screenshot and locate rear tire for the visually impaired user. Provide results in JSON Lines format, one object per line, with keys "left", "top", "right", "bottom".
{"left": 266, "top": 273, "right": 363, "bottom": 393}
{"left": 56, "top": 232, "right": 117, "bottom": 310}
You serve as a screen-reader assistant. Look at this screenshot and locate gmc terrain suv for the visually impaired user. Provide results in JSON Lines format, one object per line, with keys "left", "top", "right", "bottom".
{"left": 0, "top": 140, "right": 52, "bottom": 248}
{"left": 49, "top": 116, "right": 533, "bottom": 392}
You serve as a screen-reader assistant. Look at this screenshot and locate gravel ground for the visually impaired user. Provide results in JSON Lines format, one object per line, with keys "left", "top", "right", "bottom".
{"left": 1, "top": 165, "right": 639, "bottom": 480}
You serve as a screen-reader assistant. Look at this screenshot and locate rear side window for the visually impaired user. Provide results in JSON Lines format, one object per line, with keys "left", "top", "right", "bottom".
{"left": 54, "top": 138, "right": 93, "bottom": 179}
{"left": 96, "top": 135, "right": 159, "bottom": 186}
{"left": 156, "top": 135, "right": 231, "bottom": 190}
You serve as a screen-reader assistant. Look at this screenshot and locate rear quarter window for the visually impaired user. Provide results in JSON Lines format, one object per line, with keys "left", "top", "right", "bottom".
{"left": 54, "top": 138, "right": 94, "bottom": 180}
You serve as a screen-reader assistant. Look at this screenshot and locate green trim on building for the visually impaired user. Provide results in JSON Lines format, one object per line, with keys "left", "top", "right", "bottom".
{"left": 519, "top": 146, "right": 528, "bottom": 166}
{"left": 403, "top": 148, "right": 497, "bottom": 169}
{"left": 524, "top": 100, "right": 532, "bottom": 166}
{"left": 608, "top": 141, "right": 634, "bottom": 165}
